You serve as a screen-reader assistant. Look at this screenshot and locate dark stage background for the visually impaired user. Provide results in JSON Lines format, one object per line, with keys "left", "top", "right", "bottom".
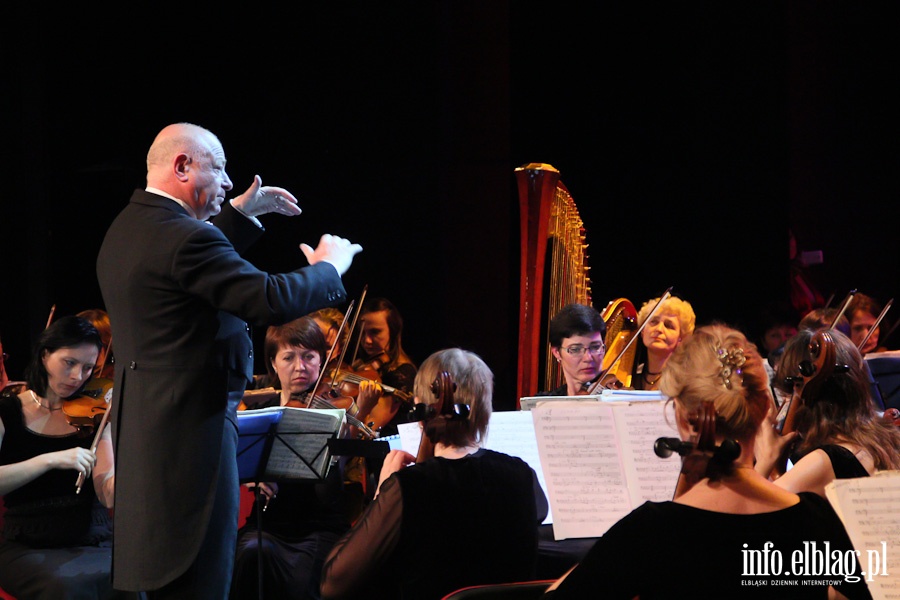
{"left": 2, "top": 3, "right": 897, "bottom": 409}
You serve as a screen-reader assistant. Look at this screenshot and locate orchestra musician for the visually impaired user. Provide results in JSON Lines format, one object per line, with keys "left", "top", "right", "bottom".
{"left": 630, "top": 294, "right": 696, "bottom": 390}
{"left": 545, "top": 325, "right": 872, "bottom": 599}
{"left": 754, "top": 328, "right": 900, "bottom": 497}
{"left": 320, "top": 348, "right": 549, "bottom": 599}
{"left": 231, "top": 317, "right": 351, "bottom": 600}
{"left": 352, "top": 297, "right": 417, "bottom": 437}
{"left": 846, "top": 293, "right": 889, "bottom": 354}
{"left": 536, "top": 303, "right": 607, "bottom": 396}
{"left": 96, "top": 122, "right": 362, "bottom": 599}
{"left": 0, "top": 316, "right": 121, "bottom": 599}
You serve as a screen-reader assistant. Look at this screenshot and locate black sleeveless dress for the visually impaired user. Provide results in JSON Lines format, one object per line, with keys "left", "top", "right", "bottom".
{"left": 0, "top": 394, "right": 125, "bottom": 599}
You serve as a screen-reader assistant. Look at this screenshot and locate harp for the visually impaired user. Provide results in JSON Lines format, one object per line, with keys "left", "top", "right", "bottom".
{"left": 601, "top": 298, "right": 639, "bottom": 389}
{"left": 515, "top": 163, "right": 591, "bottom": 403}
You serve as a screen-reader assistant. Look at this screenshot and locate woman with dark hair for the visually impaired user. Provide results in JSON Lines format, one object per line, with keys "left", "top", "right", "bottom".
{"left": 0, "top": 315, "right": 121, "bottom": 599}
{"left": 538, "top": 303, "right": 607, "bottom": 396}
{"left": 231, "top": 316, "right": 351, "bottom": 600}
{"left": 756, "top": 328, "right": 900, "bottom": 497}
{"left": 352, "top": 297, "right": 417, "bottom": 436}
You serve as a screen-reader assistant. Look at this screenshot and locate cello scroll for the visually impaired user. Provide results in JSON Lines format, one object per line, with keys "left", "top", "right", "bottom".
{"left": 655, "top": 400, "right": 741, "bottom": 499}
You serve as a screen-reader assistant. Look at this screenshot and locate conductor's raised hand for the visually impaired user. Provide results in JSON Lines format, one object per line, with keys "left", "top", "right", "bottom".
{"left": 300, "top": 234, "right": 363, "bottom": 276}
{"left": 231, "top": 175, "right": 302, "bottom": 218}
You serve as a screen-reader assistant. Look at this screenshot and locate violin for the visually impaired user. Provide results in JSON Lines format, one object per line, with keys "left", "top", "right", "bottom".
{"left": 654, "top": 400, "right": 741, "bottom": 499}
{"left": 62, "top": 376, "right": 114, "bottom": 494}
{"left": 63, "top": 377, "right": 113, "bottom": 431}
{"left": 331, "top": 361, "right": 413, "bottom": 426}
{"left": 287, "top": 386, "right": 378, "bottom": 440}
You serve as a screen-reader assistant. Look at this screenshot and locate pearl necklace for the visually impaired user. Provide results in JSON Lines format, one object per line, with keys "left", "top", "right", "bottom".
{"left": 30, "top": 390, "right": 61, "bottom": 412}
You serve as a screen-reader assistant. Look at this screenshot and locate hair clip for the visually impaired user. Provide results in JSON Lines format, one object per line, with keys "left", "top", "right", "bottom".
{"left": 715, "top": 345, "right": 746, "bottom": 390}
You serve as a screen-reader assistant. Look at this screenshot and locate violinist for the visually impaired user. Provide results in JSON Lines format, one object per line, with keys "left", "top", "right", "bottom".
{"left": 309, "top": 307, "right": 353, "bottom": 373}
{"left": 846, "top": 293, "right": 889, "bottom": 354}
{"left": 232, "top": 316, "right": 351, "bottom": 600}
{"left": 351, "top": 297, "right": 417, "bottom": 436}
{"left": 0, "top": 316, "right": 120, "bottom": 599}
{"left": 755, "top": 328, "right": 900, "bottom": 498}
{"left": 536, "top": 303, "right": 606, "bottom": 396}
{"left": 545, "top": 325, "right": 872, "bottom": 599}
{"left": 630, "top": 294, "right": 695, "bottom": 390}
{"left": 321, "top": 348, "right": 548, "bottom": 600}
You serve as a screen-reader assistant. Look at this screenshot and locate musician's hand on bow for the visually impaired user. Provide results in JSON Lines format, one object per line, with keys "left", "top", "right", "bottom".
{"left": 753, "top": 401, "right": 800, "bottom": 479}
{"left": 300, "top": 234, "right": 363, "bottom": 276}
{"left": 231, "top": 175, "right": 301, "bottom": 218}
{"left": 48, "top": 447, "right": 96, "bottom": 477}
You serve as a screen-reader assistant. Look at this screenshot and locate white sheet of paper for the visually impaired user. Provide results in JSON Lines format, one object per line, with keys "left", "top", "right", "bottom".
{"left": 483, "top": 410, "right": 552, "bottom": 524}
{"left": 531, "top": 400, "right": 681, "bottom": 540}
{"left": 825, "top": 470, "right": 900, "bottom": 599}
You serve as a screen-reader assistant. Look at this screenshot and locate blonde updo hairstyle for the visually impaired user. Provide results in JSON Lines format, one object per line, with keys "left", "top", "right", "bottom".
{"left": 659, "top": 324, "right": 770, "bottom": 445}
{"left": 413, "top": 348, "right": 493, "bottom": 448}
{"left": 638, "top": 296, "right": 697, "bottom": 336}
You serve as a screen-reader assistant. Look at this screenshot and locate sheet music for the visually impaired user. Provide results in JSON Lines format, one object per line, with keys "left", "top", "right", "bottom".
{"left": 483, "top": 410, "right": 552, "bottom": 524}
{"left": 531, "top": 400, "right": 681, "bottom": 540}
{"left": 825, "top": 471, "right": 900, "bottom": 600}
{"left": 397, "top": 421, "right": 423, "bottom": 455}
{"left": 242, "top": 406, "right": 344, "bottom": 481}
{"left": 612, "top": 401, "right": 681, "bottom": 507}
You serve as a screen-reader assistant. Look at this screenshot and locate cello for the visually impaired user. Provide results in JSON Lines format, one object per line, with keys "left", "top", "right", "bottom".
{"left": 411, "top": 370, "right": 469, "bottom": 464}
{"left": 771, "top": 329, "right": 844, "bottom": 476}
{"left": 654, "top": 400, "right": 741, "bottom": 499}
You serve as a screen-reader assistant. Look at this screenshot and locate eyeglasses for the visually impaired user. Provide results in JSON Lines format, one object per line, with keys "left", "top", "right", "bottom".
{"left": 560, "top": 343, "right": 606, "bottom": 357}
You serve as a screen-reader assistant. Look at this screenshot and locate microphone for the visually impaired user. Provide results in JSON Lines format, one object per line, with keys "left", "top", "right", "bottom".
{"left": 654, "top": 437, "right": 694, "bottom": 458}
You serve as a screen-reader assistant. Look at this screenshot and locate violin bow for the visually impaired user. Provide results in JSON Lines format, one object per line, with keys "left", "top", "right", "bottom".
{"left": 858, "top": 298, "right": 892, "bottom": 352}
{"left": 317, "top": 299, "right": 354, "bottom": 396}
{"left": 45, "top": 304, "right": 57, "bottom": 330}
{"left": 76, "top": 404, "right": 112, "bottom": 494}
{"left": 97, "top": 336, "right": 113, "bottom": 377}
{"left": 347, "top": 285, "right": 369, "bottom": 368}
{"left": 829, "top": 289, "right": 857, "bottom": 329}
{"left": 584, "top": 286, "right": 673, "bottom": 394}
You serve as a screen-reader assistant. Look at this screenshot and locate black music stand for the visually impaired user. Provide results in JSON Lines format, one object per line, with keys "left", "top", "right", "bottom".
{"left": 236, "top": 407, "right": 343, "bottom": 599}
{"left": 868, "top": 352, "right": 900, "bottom": 411}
